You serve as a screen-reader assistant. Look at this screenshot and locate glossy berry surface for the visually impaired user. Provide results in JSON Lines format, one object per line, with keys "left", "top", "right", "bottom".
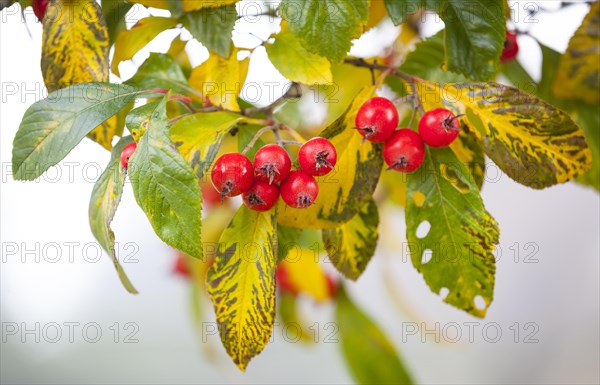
{"left": 501, "top": 31, "right": 519, "bottom": 61}
{"left": 254, "top": 144, "right": 291, "bottom": 184}
{"left": 418, "top": 108, "right": 461, "bottom": 148}
{"left": 211, "top": 153, "right": 254, "bottom": 198}
{"left": 355, "top": 97, "right": 398, "bottom": 143}
{"left": 298, "top": 137, "right": 337, "bottom": 176}
{"left": 120, "top": 142, "right": 137, "bottom": 170}
{"left": 242, "top": 180, "right": 280, "bottom": 212}
{"left": 280, "top": 170, "right": 318, "bottom": 209}
{"left": 383, "top": 129, "right": 425, "bottom": 173}
{"left": 32, "top": 0, "right": 49, "bottom": 21}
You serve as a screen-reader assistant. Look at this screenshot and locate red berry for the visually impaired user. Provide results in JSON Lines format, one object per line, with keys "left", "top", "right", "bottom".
{"left": 355, "top": 97, "right": 398, "bottom": 143}
{"left": 253, "top": 144, "right": 291, "bottom": 184}
{"left": 120, "top": 142, "right": 137, "bottom": 170}
{"left": 501, "top": 31, "right": 519, "bottom": 62}
{"left": 280, "top": 170, "right": 318, "bottom": 209}
{"left": 32, "top": 0, "right": 49, "bottom": 21}
{"left": 173, "top": 254, "right": 191, "bottom": 278}
{"left": 383, "top": 129, "right": 425, "bottom": 173}
{"left": 276, "top": 264, "right": 297, "bottom": 295}
{"left": 418, "top": 108, "right": 461, "bottom": 148}
{"left": 298, "top": 137, "right": 337, "bottom": 176}
{"left": 242, "top": 180, "right": 280, "bottom": 211}
{"left": 211, "top": 153, "right": 254, "bottom": 198}
{"left": 201, "top": 181, "right": 224, "bottom": 209}
{"left": 326, "top": 274, "right": 339, "bottom": 297}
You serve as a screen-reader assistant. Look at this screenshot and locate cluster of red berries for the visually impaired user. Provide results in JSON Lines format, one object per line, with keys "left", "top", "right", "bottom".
{"left": 211, "top": 138, "right": 337, "bottom": 212}
{"left": 355, "top": 97, "right": 461, "bottom": 172}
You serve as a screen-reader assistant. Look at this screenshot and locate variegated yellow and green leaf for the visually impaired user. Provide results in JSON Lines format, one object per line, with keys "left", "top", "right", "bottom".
{"left": 279, "top": 249, "right": 331, "bottom": 302}
{"left": 419, "top": 81, "right": 591, "bottom": 189}
{"left": 277, "top": 87, "right": 384, "bottom": 229}
{"left": 206, "top": 205, "right": 277, "bottom": 371}
{"left": 89, "top": 136, "right": 138, "bottom": 294}
{"left": 322, "top": 199, "right": 379, "bottom": 280}
{"left": 450, "top": 130, "right": 486, "bottom": 189}
{"left": 129, "top": 96, "right": 203, "bottom": 259}
{"left": 112, "top": 16, "right": 178, "bottom": 77}
{"left": 406, "top": 146, "right": 499, "bottom": 318}
{"left": 170, "top": 111, "right": 245, "bottom": 179}
{"left": 125, "top": 100, "right": 161, "bottom": 141}
{"left": 552, "top": 2, "right": 600, "bottom": 105}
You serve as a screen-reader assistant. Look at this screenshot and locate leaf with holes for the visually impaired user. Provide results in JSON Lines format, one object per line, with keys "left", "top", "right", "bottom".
{"left": 89, "top": 136, "right": 138, "bottom": 294}
{"left": 279, "top": 0, "right": 369, "bottom": 63}
{"left": 181, "top": 3, "right": 237, "bottom": 58}
{"left": 206, "top": 205, "right": 277, "bottom": 371}
{"left": 277, "top": 86, "right": 383, "bottom": 229}
{"left": 552, "top": 2, "right": 600, "bottom": 105}
{"left": 323, "top": 199, "right": 379, "bottom": 280}
{"left": 405, "top": 146, "right": 499, "bottom": 317}
{"left": 170, "top": 111, "right": 245, "bottom": 179}
{"left": 419, "top": 81, "right": 592, "bottom": 189}
{"left": 129, "top": 96, "right": 203, "bottom": 259}
{"left": 12, "top": 83, "right": 141, "bottom": 180}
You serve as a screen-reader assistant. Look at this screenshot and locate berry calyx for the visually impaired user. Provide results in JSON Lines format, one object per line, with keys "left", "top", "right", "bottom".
{"left": 501, "top": 31, "right": 519, "bottom": 62}
{"left": 120, "top": 142, "right": 137, "bottom": 170}
{"left": 242, "top": 180, "right": 280, "bottom": 211}
{"left": 383, "top": 129, "right": 425, "bottom": 173}
{"left": 253, "top": 144, "right": 291, "bottom": 184}
{"left": 211, "top": 153, "right": 254, "bottom": 198}
{"left": 355, "top": 97, "right": 398, "bottom": 143}
{"left": 280, "top": 170, "right": 318, "bottom": 209}
{"left": 418, "top": 108, "right": 461, "bottom": 148}
{"left": 298, "top": 137, "right": 337, "bottom": 176}
{"left": 32, "top": 0, "right": 49, "bottom": 22}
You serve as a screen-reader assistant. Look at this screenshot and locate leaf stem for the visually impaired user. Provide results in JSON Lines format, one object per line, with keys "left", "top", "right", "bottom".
{"left": 242, "top": 125, "right": 276, "bottom": 155}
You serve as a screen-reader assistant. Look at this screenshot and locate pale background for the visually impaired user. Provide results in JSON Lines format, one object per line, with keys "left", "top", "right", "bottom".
{"left": 1, "top": 1, "right": 599, "bottom": 384}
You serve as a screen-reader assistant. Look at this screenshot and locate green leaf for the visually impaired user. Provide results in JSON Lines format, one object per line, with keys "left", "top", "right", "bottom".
{"left": 451, "top": 131, "right": 485, "bottom": 189}
{"left": 170, "top": 111, "right": 245, "bottom": 179}
{"left": 181, "top": 3, "right": 237, "bottom": 58}
{"left": 129, "top": 96, "right": 203, "bottom": 259}
{"left": 89, "top": 136, "right": 138, "bottom": 294}
{"left": 336, "top": 287, "right": 414, "bottom": 385}
{"left": 552, "top": 2, "right": 600, "bottom": 105}
{"left": 12, "top": 83, "right": 140, "bottom": 181}
{"left": 266, "top": 26, "right": 333, "bottom": 84}
{"left": 206, "top": 205, "right": 277, "bottom": 371}
{"left": 111, "top": 16, "right": 178, "bottom": 77}
{"left": 125, "top": 100, "right": 161, "bottom": 141}
{"left": 237, "top": 124, "right": 266, "bottom": 161}
{"left": 101, "top": 0, "right": 133, "bottom": 46}
{"left": 277, "top": 225, "right": 302, "bottom": 262}
{"left": 323, "top": 199, "right": 378, "bottom": 280}
{"left": 280, "top": 0, "right": 369, "bottom": 63}
{"left": 406, "top": 147, "right": 499, "bottom": 317}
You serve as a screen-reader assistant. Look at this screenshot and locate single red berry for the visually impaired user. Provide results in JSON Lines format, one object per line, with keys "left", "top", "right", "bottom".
{"left": 326, "top": 274, "right": 339, "bottom": 298}
{"left": 276, "top": 264, "right": 297, "bottom": 295}
{"left": 418, "top": 108, "right": 461, "bottom": 148}
{"left": 383, "top": 129, "right": 425, "bottom": 173}
{"left": 242, "top": 180, "right": 280, "bottom": 211}
{"left": 32, "top": 0, "right": 49, "bottom": 21}
{"left": 280, "top": 170, "right": 318, "bottom": 209}
{"left": 201, "top": 181, "right": 224, "bottom": 209}
{"left": 253, "top": 144, "right": 291, "bottom": 184}
{"left": 211, "top": 153, "right": 254, "bottom": 198}
{"left": 173, "top": 254, "right": 191, "bottom": 278}
{"left": 355, "top": 97, "right": 398, "bottom": 143}
{"left": 298, "top": 137, "right": 337, "bottom": 176}
{"left": 501, "top": 31, "right": 519, "bottom": 62}
{"left": 120, "top": 142, "right": 137, "bottom": 170}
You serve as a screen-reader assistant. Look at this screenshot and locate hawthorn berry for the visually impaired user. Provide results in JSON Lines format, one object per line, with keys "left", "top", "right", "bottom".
{"left": 298, "top": 137, "right": 337, "bottom": 177}
{"left": 254, "top": 144, "right": 291, "bottom": 184}
{"left": 32, "top": 0, "right": 49, "bottom": 21}
{"left": 211, "top": 153, "right": 254, "bottom": 198}
{"left": 173, "top": 254, "right": 191, "bottom": 278}
{"left": 355, "top": 97, "right": 398, "bottom": 143}
{"left": 276, "top": 264, "right": 297, "bottom": 295}
{"left": 280, "top": 170, "right": 318, "bottom": 209}
{"left": 383, "top": 129, "right": 425, "bottom": 173}
{"left": 418, "top": 108, "right": 461, "bottom": 148}
{"left": 120, "top": 142, "right": 137, "bottom": 170}
{"left": 242, "top": 180, "right": 280, "bottom": 212}
{"left": 501, "top": 31, "right": 519, "bottom": 62}
{"left": 201, "top": 181, "right": 224, "bottom": 209}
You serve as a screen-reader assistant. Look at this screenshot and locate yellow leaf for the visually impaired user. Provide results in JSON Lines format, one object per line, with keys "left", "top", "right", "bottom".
{"left": 552, "top": 2, "right": 600, "bottom": 104}
{"left": 189, "top": 49, "right": 249, "bottom": 111}
{"left": 182, "top": 0, "right": 238, "bottom": 12}
{"left": 206, "top": 205, "right": 277, "bottom": 371}
{"left": 281, "top": 250, "right": 330, "bottom": 302}
{"left": 266, "top": 25, "right": 332, "bottom": 85}
{"left": 366, "top": 0, "right": 388, "bottom": 30}
{"left": 419, "top": 82, "right": 592, "bottom": 188}
{"left": 167, "top": 35, "right": 192, "bottom": 76}
{"left": 277, "top": 87, "right": 383, "bottom": 229}
{"left": 111, "top": 16, "right": 178, "bottom": 77}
